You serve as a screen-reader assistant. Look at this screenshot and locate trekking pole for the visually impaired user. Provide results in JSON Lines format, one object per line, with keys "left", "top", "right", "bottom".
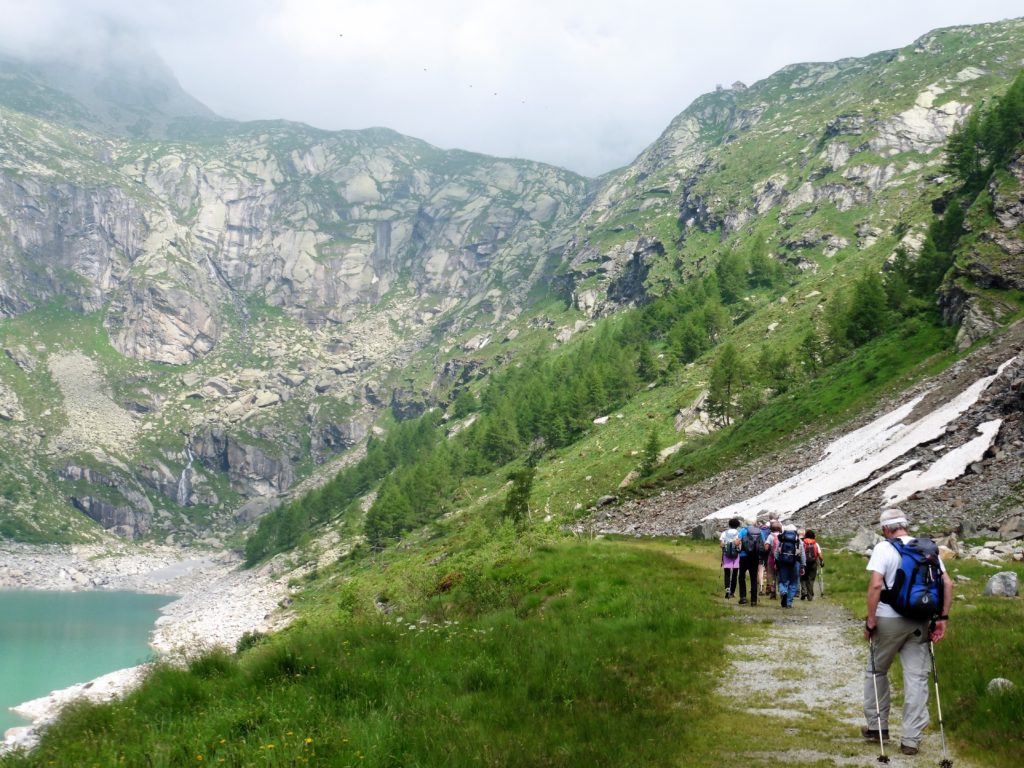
{"left": 929, "top": 641, "right": 953, "bottom": 768}
{"left": 869, "top": 635, "right": 890, "bottom": 764}
{"left": 818, "top": 566, "right": 825, "bottom": 597}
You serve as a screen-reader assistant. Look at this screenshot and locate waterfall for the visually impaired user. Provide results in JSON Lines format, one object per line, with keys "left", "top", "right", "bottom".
{"left": 176, "top": 445, "right": 194, "bottom": 507}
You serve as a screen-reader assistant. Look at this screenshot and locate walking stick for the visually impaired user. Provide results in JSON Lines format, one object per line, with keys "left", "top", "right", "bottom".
{"left": 929, "top": 640, "right": 953, "bottom": 768}
{"left": 869, "top": 635, "right": 890, "bottom": 764}
{"left": 818, "top": 565, "right": 825, "bottom": 597}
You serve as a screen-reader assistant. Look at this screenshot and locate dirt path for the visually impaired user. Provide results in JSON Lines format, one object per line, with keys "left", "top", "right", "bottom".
{"left": 716, "top": 589, "right": 979, "bottom": 767}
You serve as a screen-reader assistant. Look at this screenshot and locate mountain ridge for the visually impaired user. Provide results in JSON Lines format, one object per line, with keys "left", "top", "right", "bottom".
{"left": 0, "top": 18, "right": 1022, "bottom": 546}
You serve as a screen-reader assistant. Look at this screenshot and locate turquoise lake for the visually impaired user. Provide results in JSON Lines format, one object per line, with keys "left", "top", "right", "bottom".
{"left": 0, "top": 590, "right": 173, "bottom": 734}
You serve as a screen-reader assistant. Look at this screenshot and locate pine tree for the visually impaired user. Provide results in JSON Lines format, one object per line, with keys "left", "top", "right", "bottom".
{"left": 637, "top": 341, "right": 658, "bottom": 382}
{"left": 844, "top": 271, "right": 889, "bottom": 347}
{"left": 706, "top": 343, "right": 748, "bottom": 426}
{"left": 502, "top": 466, "right": 535, "bottom": 525}
{"left": 640, "top": 427, "right": 661, "bottom": 477}
{"left": 798, "top": 331, "right": 823, "bottom": 377}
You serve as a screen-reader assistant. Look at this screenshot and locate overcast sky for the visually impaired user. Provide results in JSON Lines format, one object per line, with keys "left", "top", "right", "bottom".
{"left": 1, "top": 1, "right": 1022, "bottom": 176}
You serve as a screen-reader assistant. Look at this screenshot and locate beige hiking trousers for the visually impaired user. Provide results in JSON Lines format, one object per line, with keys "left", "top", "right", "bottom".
{"left": 864, "top": 615, "right": 931, "bottom": 748}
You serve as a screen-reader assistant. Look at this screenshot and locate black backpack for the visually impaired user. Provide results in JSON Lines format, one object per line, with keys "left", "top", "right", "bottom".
{"left": 742, "top": 528, "right": 762, "bottom": 556}
{"left": 880, "top": 538, "right": 944, "bottom": 621}
{"left": 777, "top": 530, "right": 799, "bottom": 565}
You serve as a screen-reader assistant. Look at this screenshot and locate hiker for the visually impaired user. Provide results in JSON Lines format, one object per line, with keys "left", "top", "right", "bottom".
{"left": 764, "top": 519, "right": 782, "bottom": 600}
{"left": 863, "top": 508, "right": 953, "bottom": 756}
{"left": 737, "top": 518, "right": 763, "bottom": 605}
{"left": 758, "top": 519, "right": 771, "bottom": 596}
{"left": 720, "top": 517, "right": 741, "bottom": 599}
{"left": 772, "top": 523, "right": 805, "bottom": 608}
{"left": 801, "top": 529, "right": 823, "bottom": 600}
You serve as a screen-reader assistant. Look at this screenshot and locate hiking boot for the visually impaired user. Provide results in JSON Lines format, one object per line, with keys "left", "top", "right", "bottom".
{"left": 750, "top": 600, "right": 757, "bottom": 606}
{"left": 800, "top": 594, "right": 807, "bottom": 600}
{"left": 860, "top": 727, "right": 890, "bottom": 742}
{"left": 725, "top": 591, "right": 732, "bottom": 599}
{"left": 738, "top": 598, "right": 748, "bottom": 605}
{"left": 900, "top": 744, "right": 919, "bottom": 755}
{"left": 780, "top": 596, "right": 788, "bottom": 608}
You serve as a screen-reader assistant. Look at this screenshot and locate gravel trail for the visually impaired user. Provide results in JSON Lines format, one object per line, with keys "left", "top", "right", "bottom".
{"left": 717, "top": 591, "right": 981, "bottom": 767}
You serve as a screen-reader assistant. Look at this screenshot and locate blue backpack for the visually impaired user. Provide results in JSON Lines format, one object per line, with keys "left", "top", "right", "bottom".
{"left": 881, "top": 538, "right": 944, "bottom": 620}
{"left": 776, "top": 530, "right": 799, "bottom": 564}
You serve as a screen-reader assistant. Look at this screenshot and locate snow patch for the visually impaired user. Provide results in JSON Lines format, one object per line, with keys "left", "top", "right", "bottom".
{"left": 882, "top": 419, "right": 1002, "bottom": 506}
{"left": 702, "top": 359, "right": 1014, "bottom": 522}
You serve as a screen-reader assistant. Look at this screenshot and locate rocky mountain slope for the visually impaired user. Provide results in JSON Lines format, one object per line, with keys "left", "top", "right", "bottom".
{"left": 558, "top": 19, "right": 1024, "bottom": 323}
{"left": 1, "top": 18, "right": 1023, "bottom": 546}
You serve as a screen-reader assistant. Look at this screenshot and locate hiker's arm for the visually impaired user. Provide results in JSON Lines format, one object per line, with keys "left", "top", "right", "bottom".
{"left": 931, "top": 571, "right": 954, "bottom": 643}
{"left": 864, "top": 571, "right": 884, "bottom": 640}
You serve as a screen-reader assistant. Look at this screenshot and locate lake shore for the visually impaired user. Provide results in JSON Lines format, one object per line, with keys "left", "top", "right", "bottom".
{"left": 0, "top": 541, "right": 294, "bottom": 754}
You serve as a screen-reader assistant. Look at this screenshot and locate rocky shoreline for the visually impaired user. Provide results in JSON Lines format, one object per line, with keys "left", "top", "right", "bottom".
{"left": 0, "top": 541, "right": 293, "bottom": 754}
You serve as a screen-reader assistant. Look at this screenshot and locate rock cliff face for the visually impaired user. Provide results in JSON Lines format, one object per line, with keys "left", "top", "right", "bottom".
{"left": 941, "top": 149, "right": 1024, "bottom": 348}
{"left": 0, "top": 84, "right": 588, "bottom": 540}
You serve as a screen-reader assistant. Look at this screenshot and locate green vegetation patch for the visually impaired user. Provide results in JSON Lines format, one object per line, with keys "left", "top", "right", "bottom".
{"left": 5, "top": 539, "right": 731, "bottom": 768}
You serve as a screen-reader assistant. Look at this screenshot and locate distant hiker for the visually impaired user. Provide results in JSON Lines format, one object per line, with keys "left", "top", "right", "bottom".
{"left": 863, "top": 508, "right": 953, "bottom": 756}
{"left": 720, "top": 518, "right": 741, "bottom": 599}
{"left": 758, "top": 519, "right": 771, "bottom": 596}
{"left": 801, "top": 529, "right": 823, "bottom": 600}
{"left": 737, "top": 518, "right": 763, "bottom": 605}
{"left": 772, "top": 523, "right": 805, "bottom": 608}
{"left": 764, "top": 519, "right": 782, "bottom": 600}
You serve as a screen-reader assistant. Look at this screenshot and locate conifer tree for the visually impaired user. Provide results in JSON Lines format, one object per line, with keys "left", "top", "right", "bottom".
{"left": 640, "top": 427, "right": 661, "bottom": 477}
{"left": 502, "top": 465, "right": 535, "bottom": 525}
{"left": 706, "top": 342, "right": 748, "bottom": 426}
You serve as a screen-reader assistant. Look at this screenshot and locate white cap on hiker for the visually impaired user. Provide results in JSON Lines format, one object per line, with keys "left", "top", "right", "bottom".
{"left": 878, "top": 508, "right": 908, "bottom": 529}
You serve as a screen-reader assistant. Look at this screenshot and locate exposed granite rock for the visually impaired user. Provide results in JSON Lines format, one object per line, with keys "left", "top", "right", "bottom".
{"left": 192, "top": 426, "right": 294, "bottom": 497}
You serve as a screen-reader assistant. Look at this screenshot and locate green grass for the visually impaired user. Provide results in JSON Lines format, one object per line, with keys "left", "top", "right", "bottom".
{"left": 1, "top": 535, "right": 733, "bottom": 768}
{"left": 816, "top": 545, "right": 1024, "bottom": 768}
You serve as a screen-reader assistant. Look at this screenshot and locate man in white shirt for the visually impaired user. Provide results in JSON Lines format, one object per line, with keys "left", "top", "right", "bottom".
{"left": 863, "top": 508, "right": 953, "bottom": 756}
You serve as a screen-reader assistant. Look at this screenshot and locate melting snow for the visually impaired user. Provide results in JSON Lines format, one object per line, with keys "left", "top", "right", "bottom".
{"left": 882, "top": 419, "right": 1002, "bottom": 506}
{"left": 702, "top": 359, "right": 1015, "bottom": 522}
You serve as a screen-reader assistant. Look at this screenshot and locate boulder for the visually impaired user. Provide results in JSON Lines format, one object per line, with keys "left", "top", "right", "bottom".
{"left": 691, "top": 520, "right": 720, "bottom": 540}
{"left": 987, "top": 678, "right": 1016, "bottom": 694}
{"left": 983, "top": 571, "right": 1019, "bottom": 597}
{"left": 998, "top": 515, "right": 1024, "bottom": 540}
{"left": 846, "top": 529, "right": 882, "bottom": 553}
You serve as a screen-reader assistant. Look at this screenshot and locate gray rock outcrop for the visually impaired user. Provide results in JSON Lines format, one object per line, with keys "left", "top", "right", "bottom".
{"left": 982, "top": 571, "right": 1019, "bottom": 597}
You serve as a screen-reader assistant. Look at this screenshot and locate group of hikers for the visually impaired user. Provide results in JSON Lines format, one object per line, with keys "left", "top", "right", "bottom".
{"left": 717, "top": 508, "right": 954, "bottom": 759}
{"left": 718, "top": 517, "right": 823, "bottom": 608}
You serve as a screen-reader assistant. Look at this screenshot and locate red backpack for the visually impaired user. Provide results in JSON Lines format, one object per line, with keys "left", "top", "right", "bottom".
{"left": 803, "top": 538, "right": 819, "bottom": 563}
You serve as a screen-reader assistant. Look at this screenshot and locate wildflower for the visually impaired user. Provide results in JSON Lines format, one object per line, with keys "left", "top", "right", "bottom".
{"left": 305, "top": 738, "right": 313, "bottom": 744}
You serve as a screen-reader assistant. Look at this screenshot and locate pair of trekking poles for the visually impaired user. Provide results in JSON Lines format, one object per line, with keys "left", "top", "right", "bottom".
{"left": 868, "top": 627, "right": 952, "bottom": 767}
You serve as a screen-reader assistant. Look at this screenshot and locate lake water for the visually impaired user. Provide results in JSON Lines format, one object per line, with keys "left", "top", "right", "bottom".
{"left": 0, "top": 590, "right": 174, "bottom": 734}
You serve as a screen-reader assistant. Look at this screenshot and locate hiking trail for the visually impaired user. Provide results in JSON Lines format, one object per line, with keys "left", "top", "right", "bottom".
{"left": 715, "top": 588, "right": 979, "bottom": 767}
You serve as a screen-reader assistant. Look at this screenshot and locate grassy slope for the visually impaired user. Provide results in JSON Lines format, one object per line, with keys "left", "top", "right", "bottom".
{"left": 2, "top": 533, "right": 735, "bottom": 768}
{"left": 4, "top": 535, "right": 1020, "bottom": 767}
